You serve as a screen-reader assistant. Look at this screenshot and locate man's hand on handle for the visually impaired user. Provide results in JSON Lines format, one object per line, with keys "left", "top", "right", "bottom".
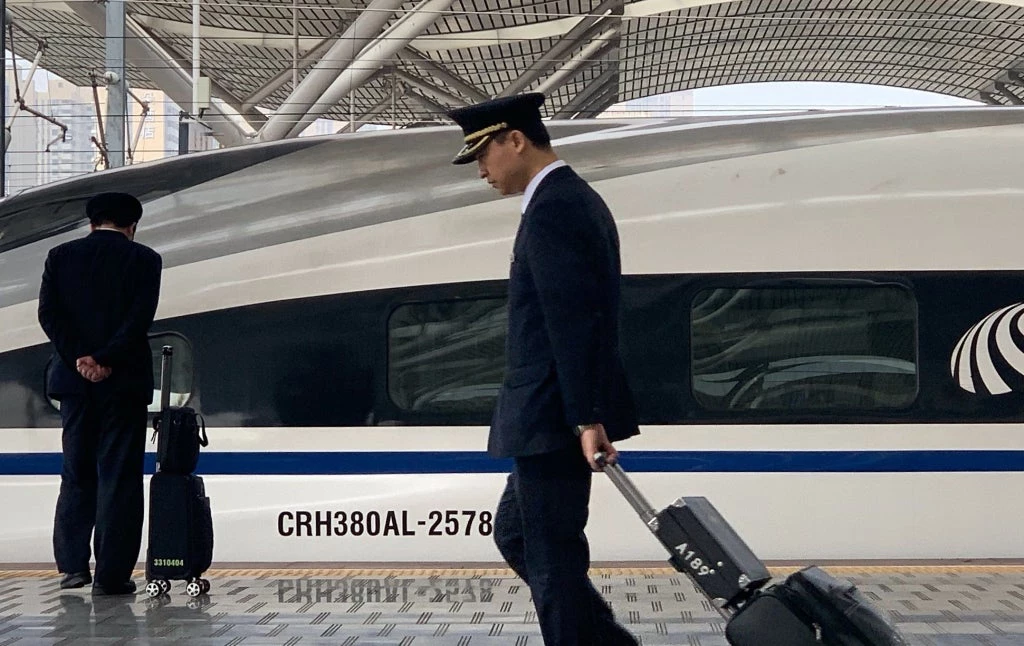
{"left": 579, "top": 423, "right": 618, "bottom": 471}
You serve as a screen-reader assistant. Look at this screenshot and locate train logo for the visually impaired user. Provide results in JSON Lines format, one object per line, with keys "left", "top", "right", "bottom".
{"left": 951, "top": 303, "right": 1024, "bottom": 395}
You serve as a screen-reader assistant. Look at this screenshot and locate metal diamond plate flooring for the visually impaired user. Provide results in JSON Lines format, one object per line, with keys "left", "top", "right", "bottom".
{"left": 1, "top": 567, "right": 1023, "bottom": 645}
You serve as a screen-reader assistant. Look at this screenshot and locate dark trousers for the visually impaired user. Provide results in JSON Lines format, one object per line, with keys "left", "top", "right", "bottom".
{"left": 495, "top": 445, "right": 637, "bottom": 646}
{"left": 53, "top": 393, "right": 146, "bottom": 586}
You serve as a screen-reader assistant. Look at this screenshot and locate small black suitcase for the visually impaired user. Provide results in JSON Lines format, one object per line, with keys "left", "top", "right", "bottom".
{"left": 144, "top": 472, "right": 214, "bottom": 598}
{"left": 597, "top": 453, "right": 771, "bottom": 611}
{"left": 726, "top": 566, "right": 908, "bottom": 646}
{"left": 144, "top": 346, "right": 214, "bottom": 599}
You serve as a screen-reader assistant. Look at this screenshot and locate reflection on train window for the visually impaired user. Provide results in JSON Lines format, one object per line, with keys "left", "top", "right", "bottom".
{"left": 388, "top": 299, "right": 507, "bottom": 413}
{"left": 44, "top": 332, "right": 196, "bottom": 413}
{"left": 690, "top": 286, "right": 917, "bottom": 411}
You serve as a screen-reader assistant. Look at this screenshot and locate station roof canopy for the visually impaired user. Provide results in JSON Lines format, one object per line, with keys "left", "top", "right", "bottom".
{"left": 7, "top": 0, "right": 1024, "bottom": 144}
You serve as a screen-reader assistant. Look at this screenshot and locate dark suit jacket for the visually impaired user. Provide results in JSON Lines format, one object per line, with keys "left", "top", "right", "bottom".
{"left": 38, "top": 229, "right": 163, "bottom": 404}
{"left": 488, "top": 165, "right": 640, "bottom": 458}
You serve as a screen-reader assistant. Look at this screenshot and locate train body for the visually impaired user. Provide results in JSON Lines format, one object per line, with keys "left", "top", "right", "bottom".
{"left": 2, "top": 107, "right": 1023, "bottom": 563}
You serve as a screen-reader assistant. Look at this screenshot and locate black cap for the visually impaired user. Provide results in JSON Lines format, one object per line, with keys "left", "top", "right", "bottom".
{"left": 446, "top": 93, "right": 546, "bottom": 165}
{"left": 85, "top": 192, "right": 142, "bottom": 227}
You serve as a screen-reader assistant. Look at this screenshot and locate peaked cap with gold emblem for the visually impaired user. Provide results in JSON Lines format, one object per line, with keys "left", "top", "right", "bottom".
{"left": 446, "top": 93, "right": 546, "bottom": 165}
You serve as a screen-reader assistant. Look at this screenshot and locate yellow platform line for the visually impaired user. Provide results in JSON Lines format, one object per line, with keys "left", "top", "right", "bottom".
{"left": 4, "top": 565, "right": 1024, "bottom": 579}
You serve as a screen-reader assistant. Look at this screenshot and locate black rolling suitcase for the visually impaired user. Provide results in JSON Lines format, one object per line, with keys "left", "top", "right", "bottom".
{"left": 597, "top": 453, "right": 771, "bottom": 612}
{"left": 144, "top": 346, "right": 214, "bottom": 599}
{"left": 596, "top": 454, "right": 906, "bottom": 645}
{"left": 725, "top": 565, "right": 909, "bottom": 646}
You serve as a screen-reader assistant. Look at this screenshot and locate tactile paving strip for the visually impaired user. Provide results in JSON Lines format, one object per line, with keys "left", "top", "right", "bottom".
{"left": 0, "top": 566, "right": 1021, "bottom": 644}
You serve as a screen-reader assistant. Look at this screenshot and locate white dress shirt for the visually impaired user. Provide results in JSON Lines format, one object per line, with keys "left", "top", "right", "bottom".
{"left": 521, "top": 159, "right": 567, "bottom": 214}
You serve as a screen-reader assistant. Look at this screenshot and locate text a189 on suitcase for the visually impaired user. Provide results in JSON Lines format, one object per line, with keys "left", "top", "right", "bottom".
{"left": 594, "top": 453, "right": 907, "bottom": 646}
{"left": 145, "top": 345, "right": 214, "bottom": 599}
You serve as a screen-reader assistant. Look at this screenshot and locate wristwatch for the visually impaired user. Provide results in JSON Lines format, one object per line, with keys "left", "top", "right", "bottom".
{"left": 574, "top": 424, "right": 598, "bottom": 437}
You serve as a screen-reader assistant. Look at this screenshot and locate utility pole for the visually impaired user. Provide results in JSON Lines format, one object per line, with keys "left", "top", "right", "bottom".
{"left": 2, "top": 0, "right": 7, "bottom": 196}
{"left": 104, "top": 0, "right": 126, "bottom": 168}
{"left": 178, "top": 110, "right": 188, "bottom": 155}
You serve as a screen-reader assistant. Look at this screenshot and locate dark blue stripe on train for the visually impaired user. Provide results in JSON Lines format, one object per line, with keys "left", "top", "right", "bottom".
{"left": 2, "top": 450, "right": 1024, "bottom": 475}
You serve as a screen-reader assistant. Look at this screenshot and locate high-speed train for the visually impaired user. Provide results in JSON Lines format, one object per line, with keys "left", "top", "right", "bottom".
{"left": 2, "top": 107, "right": 1024, "bottom": 565}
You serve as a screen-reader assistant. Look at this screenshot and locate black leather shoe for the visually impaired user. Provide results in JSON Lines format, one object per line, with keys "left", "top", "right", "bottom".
{"left": 91, "top": 580, "right": 136, "bottom": 596}
{"left": 59, "top": 571, "right": 92, "bottom": 589}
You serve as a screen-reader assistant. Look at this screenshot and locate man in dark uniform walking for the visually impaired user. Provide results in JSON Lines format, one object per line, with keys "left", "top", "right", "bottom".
{"left": 448, "top": 93, "right": 640, "bottom": 645}
{"left": 38, "top": 192, "right": 162, "bottom": 596}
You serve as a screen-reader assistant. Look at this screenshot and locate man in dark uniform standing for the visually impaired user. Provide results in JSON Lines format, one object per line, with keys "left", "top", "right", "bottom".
{"left": 448, "top": 93, "right": 640, "bottom": 645}
{"left": 38, "top": 192, "right": 162, "bottom": 596}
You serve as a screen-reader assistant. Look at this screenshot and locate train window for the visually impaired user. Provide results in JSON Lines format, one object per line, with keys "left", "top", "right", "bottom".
{"left": 690, "top": 285, "right": 917, "bottom": 411}
{"left": 44, "top": 332, "right": 196, "bottom": 412}
{"left": 388, "top": 298, "right": 507, "bottom": 414}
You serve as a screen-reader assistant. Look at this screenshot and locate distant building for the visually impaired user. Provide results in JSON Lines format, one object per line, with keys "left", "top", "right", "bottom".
{"left": 3, "top": 68, "right": 187, "bottom": 194}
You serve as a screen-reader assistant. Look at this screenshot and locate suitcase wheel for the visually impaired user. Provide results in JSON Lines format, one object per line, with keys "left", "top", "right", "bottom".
{"left": 186, "top": 578, "right": 206, "bottom": 598}
{"left": 145, "top": 580, "right": 165, "bottom": 598}
{"left": 158, "top": 579, "right": 171, "bottom": 594}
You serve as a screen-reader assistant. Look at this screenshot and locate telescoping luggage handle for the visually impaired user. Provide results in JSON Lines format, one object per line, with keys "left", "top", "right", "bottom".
{"left": 159, "top": 345, "right": 173, "bottom": 412}
{"left": 594, "top": 452, "right": 658, "bottom": 528}
{"left": 152, "top": 346, "right": 173, "bottom": 444}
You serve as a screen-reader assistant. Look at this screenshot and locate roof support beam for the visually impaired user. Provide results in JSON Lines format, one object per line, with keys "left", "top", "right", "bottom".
{"left": 552, "top": 64, "right": 618, "bottom": 119}
{"left": 533, "top": 27, "right": 619, "bottom": 96}
{"left": 128, "top": 13, "right": 324, "bottom": 50}
{"left": 577, "top": 82, "right": 618, "bottom": 118}
{"left": 396, "top": 48, "right": 488, "bottom": 103}
{"left": 995, "top": 81, "right": 1024, "bottom": 105}
{"left": 142, "top": 29, "right": 267, "bottom": 128}
{"left": 335, "top": 85, "right": 406, "bottom": 133}
{"left": 244, "top": 42, "right": 484, "bottom": 114}
{"left": 241, "top": 30, "right": 345, "bottom": 111}
{"left": 68, "top": 0, "right": 249, "bottom": 147}
{"left": 403, "top": 88, "right": 449, "bottom": 126}
{"left": 978, "top": 91, "right": 1004, "bottom": 105}
{"left": 257, "top": 0, "right": 406, "bottom": 142}
{"left": 280, "top": 0, "right": 456, "bottom": 140}
{"left": 11, "top": 0, "right": 729, "bottom": 53}
{"left": 498, "top": 0, "right": 623, "bottom": 97}
{"left": 412, "top": 0, "right": 736, "bottom": 51}
{"left": 393, "top": 68, "right": 468, "bottom": 107}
